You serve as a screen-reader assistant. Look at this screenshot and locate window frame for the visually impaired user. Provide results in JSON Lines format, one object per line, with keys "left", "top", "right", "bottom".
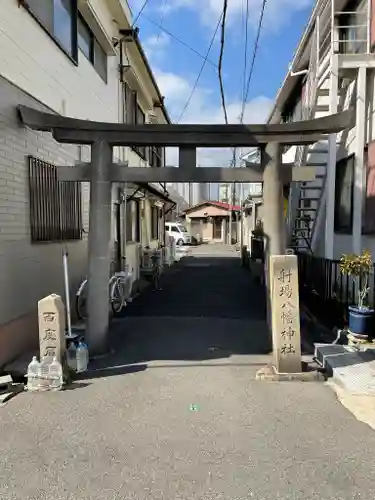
{"left": 28, "top": 155, "right": 82, "bottom": 243}
{"left": 134, "top": 201, "right": 141, "bottom": 242}
{"left": 134, "top": 104, "right": 147, "bottom": 160}
{"left": 151, "top": 206, "right": 160, "bottom": 240}
{"left": 125, "top": 200, "right": 133, "bottom": 242}
{"left": 149, "top": 146, "right": 164, "bottom": 168}
{"left": 22, "top": 0, "right": 78, "bottom": 64}
{"left": 77, "top": 13, "right": 108, "bottom": 83}
{"left": 334, "top": 153, "right": 355, "bottom": 234}
{"left": 338, "top": 0, "right": 367, "bottom": 55}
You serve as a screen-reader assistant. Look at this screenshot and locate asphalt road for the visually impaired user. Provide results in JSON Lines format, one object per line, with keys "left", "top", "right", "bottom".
{"left": 1, "top": 244, "right": 375, "bottom": 500}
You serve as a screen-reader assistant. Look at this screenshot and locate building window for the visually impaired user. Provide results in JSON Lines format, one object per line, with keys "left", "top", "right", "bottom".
{"left": 338, "top": 0, "right": 367, "bottom": 54}
{"left": 23, "top": 0, "right": 78, "bottom": 61}
{"left": 149, "top": 146, "right": 163, "bottom": 167}
{"left": 151, "top": 206, "right": 160, "bottom": 240}
{"left": 334, "top": 154, "right": 354, "bottom": 233}
{"left": 78, "top": 14, "right": 107, "bottom": 82}
{"left": 123, "top": 83, "right": 147, "bottom": 159}
{"left": 126, "top": 201, "right": 133, "bottom": 242}
{"left": 123, "top": 82, "right": 137, "bottom": 124}
{"left": 135, "top": 104, "right": 147, "bottom": 160}
{"left": 134, "top": 201, "right": 141, "bottom": 242}
{"left": 363, "top": 144, "right": 375, "bottom": 234}
{"left": 28, "top": 156, "right": 82, "bottom": 242}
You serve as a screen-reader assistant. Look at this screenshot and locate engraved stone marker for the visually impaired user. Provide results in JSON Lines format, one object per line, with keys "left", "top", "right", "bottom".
{"left": 38, "top": 294, "right": 66, "bottom": 365}
{"left": 270, "top": 255, "right": 302, "bottom": 373}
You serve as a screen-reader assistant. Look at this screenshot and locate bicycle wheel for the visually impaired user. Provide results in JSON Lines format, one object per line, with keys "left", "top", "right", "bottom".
{"left": 76, "top": 279, "right": 88, "bottom": 320}
{"left": 110, "top": 278, "right": 125, "bottom": 314}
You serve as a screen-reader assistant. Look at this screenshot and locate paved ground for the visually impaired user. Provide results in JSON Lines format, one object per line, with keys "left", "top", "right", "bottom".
{"left": 2, "top": 244, "right": 375, "bottom": 500}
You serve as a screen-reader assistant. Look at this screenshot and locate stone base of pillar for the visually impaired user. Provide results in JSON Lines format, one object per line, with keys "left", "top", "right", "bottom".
{"left": 255, "top": 363, "right": 324, "bottom": 382}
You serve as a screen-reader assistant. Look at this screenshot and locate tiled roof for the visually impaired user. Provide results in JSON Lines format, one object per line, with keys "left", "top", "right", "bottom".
{"left": 184, "top": 200, "right": 241, "bottom": 212}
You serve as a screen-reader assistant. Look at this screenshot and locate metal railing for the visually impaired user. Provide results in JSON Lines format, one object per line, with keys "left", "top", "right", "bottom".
{"left": 297, "top": 252, "right": 375, "bottom": 328}
{"left": 28, "top": 156, "right": 82, "bottom": 243}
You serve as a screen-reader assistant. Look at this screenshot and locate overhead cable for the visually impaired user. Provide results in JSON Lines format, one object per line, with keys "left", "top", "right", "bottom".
{"left": 142, "top": 14, "right": 218, "bottom": 67}
{"left": 218, "top": 0, "right": 229, "bottom": 124}
{"left": 240, "top": 0, "right": 267, "bottom": 123}
{"left": 177, "top": 13, "right": 223, "bottom": 123}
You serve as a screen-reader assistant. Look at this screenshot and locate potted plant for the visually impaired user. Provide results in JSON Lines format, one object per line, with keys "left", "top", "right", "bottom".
{"left": 340, "top": 250, "right": 374, "bottom": 338}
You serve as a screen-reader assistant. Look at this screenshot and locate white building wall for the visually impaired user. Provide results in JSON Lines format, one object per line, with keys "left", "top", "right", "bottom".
{"left": 0, "top": 0, "right": 166, "bottom": 366}
{"left": 332, "top": 73, "right": 375, "bottom": 260}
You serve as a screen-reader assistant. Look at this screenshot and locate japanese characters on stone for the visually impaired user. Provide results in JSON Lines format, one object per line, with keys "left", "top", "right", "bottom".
{"left": 278, "top": 267, "right": 296, "bottom": 356}
{"left": 38, "top": 295, "right": 66, "bottom": 365}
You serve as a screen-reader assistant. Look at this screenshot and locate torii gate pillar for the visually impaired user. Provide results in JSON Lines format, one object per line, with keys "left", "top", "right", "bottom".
{"left": 262, "top": 143, "right": 286, "bottom": 342}
{"left": 262, "top": 143, "right": 286, "bottom": 256}
{"left": 86, "top": 140, "right": 113, "bottom": 355}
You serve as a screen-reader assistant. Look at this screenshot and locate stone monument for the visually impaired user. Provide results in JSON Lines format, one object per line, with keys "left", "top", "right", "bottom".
{"left": 270, "top": 254, "right": 302, "bottom": 373}
{"left": 38, "top": 294, "right": 66, "bottom": 366}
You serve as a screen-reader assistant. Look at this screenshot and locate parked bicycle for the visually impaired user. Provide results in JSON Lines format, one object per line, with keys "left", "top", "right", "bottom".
{"left": 75, "top": 262, "right": 133, "bottom": 320}
{"left": 151, "top": 248, "right": 163, "bottom": 291}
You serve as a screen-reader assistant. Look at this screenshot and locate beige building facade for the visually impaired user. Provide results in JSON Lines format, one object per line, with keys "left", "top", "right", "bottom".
{"left": 0, "top": 0, "right": 170, "bottom": 367}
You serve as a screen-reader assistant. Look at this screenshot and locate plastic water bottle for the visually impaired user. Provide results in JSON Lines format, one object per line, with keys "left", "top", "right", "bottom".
{"left": 26, "top": 356, "right": 40, "bottom": 392}
{"left": 49, "top": 357, "right": 63, "bottom": 391}
{"left": 38, "top": 356, "right": 51, "bottom": 391}
{"left": 82, "top": 342, "right": 89, "bottom": 369}
{"left": 67, "top": 342, "right": 77, "bottom": 372}
{"left": 76, "top": 342, "right": 88, "bottom": 373}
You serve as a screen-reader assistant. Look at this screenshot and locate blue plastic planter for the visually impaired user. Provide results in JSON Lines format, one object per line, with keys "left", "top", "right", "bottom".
{"left": 348, "top": 305, "right": 374, "bottom": 336}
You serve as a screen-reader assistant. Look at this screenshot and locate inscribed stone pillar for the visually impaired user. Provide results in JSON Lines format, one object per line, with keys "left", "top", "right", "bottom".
{"left": 38, "top": 294, "right": 66, "bottom": 365}
{"left": 269, "top": 254, "right": 302, "bottom": 373}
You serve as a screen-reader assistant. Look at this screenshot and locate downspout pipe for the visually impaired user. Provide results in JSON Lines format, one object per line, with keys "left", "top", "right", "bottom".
{"left": 289, "top": 67, "right": 308, "bottom": 77}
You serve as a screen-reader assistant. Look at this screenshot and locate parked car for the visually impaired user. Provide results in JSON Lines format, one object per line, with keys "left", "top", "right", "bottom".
{"left": 165, "top": 222, "right": 191, "bottom": 246}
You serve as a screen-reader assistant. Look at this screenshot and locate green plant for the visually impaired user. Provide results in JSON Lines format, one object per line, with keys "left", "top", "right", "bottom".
{"left": 340, "top": 250, "right": 373, "bottom": 309}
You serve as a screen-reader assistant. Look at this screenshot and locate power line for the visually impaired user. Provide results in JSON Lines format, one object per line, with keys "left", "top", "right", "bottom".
{"left": 177, "top": 13, "right": 223, "bottom": 123}
{"left": 156, "top": 0, "right": 169, "bottom": 44}
{"left": 132, "top": 0, "right": 150, "bottom": 27}
{"left": 218, "top": 0, "right": 229, "bottom": 124}
{"left": 142, "top": 14, "right": 218, "bottom": 67}
{"left": 240, "top": 0, "right": 267, "bottom": 123}
{"left": 241, "top": 0, "right": 250, "bottom": 107}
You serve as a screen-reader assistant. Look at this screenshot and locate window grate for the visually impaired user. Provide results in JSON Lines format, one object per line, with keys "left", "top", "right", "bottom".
{"left": 28, "top": 156, "right": 82, "bottom": 242}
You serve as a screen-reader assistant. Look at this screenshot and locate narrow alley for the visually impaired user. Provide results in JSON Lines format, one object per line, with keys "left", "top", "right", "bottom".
{"left": 105, "top": 243, "right": 270, "bottom": 368}
{"left": 1, "top": 245, "right": 375, "bottom": 500}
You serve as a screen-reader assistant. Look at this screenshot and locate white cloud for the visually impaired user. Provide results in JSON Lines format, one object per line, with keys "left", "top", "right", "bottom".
{"left": 154, "top": 68, "right": 273, "bottom": 168}
{"left": 155, "top": 0, "right": 313, "bottom": 31}
{"left": 143, "top": 32, "right": 170, "bottom": 60}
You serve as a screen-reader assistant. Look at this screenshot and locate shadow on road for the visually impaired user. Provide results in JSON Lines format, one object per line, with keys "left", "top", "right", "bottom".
{"left": 85, "top": 253, "right": 271, "bottom": 375}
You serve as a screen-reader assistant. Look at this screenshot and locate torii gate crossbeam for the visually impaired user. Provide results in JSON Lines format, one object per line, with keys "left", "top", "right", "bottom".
{"left": 17, "top": 105, "right": 355, "bottom": 356}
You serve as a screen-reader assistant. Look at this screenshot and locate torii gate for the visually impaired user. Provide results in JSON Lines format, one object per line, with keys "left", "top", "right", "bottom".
{"left": 18, "top": 105, "right": 354, "bottom": 357}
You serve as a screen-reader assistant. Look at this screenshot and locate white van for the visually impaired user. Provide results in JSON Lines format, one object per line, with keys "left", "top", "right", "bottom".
{"left": 165, "top": 222, "right": 191, "bottom": 246}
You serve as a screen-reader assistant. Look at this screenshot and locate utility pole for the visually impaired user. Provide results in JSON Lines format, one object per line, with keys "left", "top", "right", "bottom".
{"left": 229, "top": 150, "right": 237, "bottom": 245}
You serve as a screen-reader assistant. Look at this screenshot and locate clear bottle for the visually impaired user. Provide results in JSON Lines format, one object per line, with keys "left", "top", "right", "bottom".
{"left": 38, "top": 356, "right": 51, "bottom": 391}
{"left": 76, "top": 342, "right": 87, "bottom": 373}
{"left": 26, "top": 356, "right": 40, "bottom": 392}
{"left": 83, "top": 342, "right": 89, "bottom": 369}
{"left": 67, "top": 341, "right": 77, "bottom": 372}
{"left": 49, "top": 357, "right": 63, "bottom": 391}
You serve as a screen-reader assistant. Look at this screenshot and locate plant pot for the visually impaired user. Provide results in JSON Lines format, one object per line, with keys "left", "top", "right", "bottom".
{"left": 348, "top": 305, "right": 374, "bottom": 337}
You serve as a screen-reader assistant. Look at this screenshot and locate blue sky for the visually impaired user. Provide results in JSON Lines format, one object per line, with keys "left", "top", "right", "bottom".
{"left": 128, "top": 0, "right": 314, "bottom": 168}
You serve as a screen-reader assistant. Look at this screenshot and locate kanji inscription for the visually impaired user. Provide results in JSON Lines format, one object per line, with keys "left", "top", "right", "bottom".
{"left": 270, "top": 255, "right": 302, "bottom": 373}
{"left": 38, "top": 294, "right": 66, "bottom": 366}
